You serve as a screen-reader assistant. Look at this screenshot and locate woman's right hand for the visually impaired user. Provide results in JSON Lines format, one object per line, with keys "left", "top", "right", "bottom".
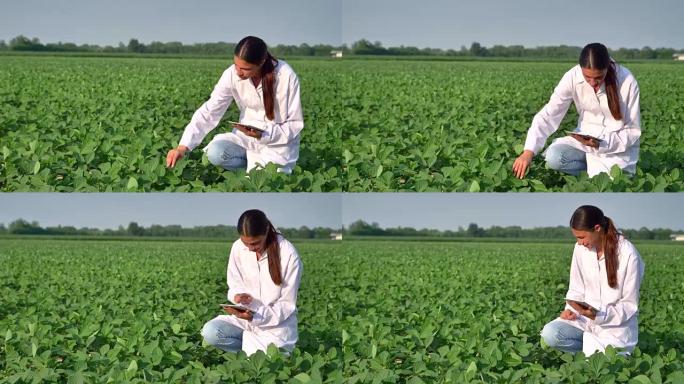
{"left": 166, "top": 145, "right": 189, "bottom": 168}
{"left": 559, "top": 310, "right": 577, "bottom": 320}
{"left": 512, "top": 150, "right": 534, "bottom": 179}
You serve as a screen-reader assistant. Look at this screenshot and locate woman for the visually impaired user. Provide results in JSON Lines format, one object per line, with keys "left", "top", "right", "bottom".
{"left": 540, "top": 205, "right": 645, "bottom": 356}
{"left": 201, "top": 209, "right": 303, "bottom": 355}
{"left": 166, "top": 36, "right": 304, "bottom": 174}
{"left": 513, "top": 43, "right": 641, "bottom": 179}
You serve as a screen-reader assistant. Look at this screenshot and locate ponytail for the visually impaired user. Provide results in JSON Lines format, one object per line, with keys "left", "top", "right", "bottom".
{"left": 604, "top": 63, "right": 622, "bottom": 121}
{"left": 602, "top": 216, "right": 620, "bottom": 288}
{"left": 260, "top": 52, "right": 277, "bottom": 121}
{"left": 264, "top": 221, "right": 282, "bottom": 285}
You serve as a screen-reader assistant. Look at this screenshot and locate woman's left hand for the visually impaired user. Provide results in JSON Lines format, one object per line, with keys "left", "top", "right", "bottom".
{"left": 233, "top": 124, "right": 262, "bottom": 139}
{"left": 566, "top": 300, "right": 596, "bottom": 320}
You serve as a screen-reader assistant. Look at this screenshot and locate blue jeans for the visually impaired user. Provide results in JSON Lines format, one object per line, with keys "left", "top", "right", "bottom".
{"left": 540, "top": 319, "right": 584, "bottom": 353}
{"left": 544, "top": 143, "right": 587, "bottom": 176}
{"left": 201, "top": 318, "right": 243, "bottom": 353}
{"left": 205, "top": 140, "right": 247, "bottom": 171}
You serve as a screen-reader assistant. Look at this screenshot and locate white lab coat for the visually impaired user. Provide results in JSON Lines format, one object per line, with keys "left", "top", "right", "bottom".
{"left": 179, "top": 60, "right": 304, "bottom": 173}
{"left": 558, "top": 235, "right": 645, "bottom": 356}
{"left": 523, "top": 63, "right": 641, "bottom": 177}
{"left": 213, "top": 235, "right": 303, "bottom": 355}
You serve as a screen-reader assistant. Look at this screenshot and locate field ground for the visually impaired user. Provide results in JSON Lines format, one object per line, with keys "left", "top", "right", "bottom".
{"left": 1, "top": 56, "right": 682, "bottom": 191}
{"left": 2, "top": 238, "right": 683, "bottom": 382}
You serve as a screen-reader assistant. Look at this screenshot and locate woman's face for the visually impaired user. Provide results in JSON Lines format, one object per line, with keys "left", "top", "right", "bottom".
{"left": 241, "top": 234, "right": 267, "bottom": 253}
{"left": 581, "top": 67, "right": 608, "bottom": 91}
{"left": 234, "top": 56, "right": 262, "bottom": 80}
{"left": 571, "top": 225, "right": 603, "bottom": 250}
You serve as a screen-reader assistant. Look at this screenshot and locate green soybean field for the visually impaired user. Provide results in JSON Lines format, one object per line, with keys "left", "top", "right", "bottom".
{"left": 2, "top": 238, "right": 683, "bottom": 383}
{"left": 2, "top": 56, "right": 683, "bottom": 192}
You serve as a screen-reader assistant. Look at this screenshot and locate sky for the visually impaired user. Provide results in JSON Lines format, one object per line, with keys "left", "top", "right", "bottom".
{"left": 1, "top": 193, "right": 682, "bottom": 231}
{"left": 342, "top": 193, "right": 684, "bottom": 231}
{"left": 0, "top": 193, "right": 343, "bottom": 230}
{"left": 1, "top": 0, "right": 682, "bottom": 50}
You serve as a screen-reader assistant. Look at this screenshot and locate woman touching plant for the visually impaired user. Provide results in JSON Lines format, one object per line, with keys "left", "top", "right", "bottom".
{"left": 513, "top": 43, "right": 641, "bottom": 179}
{"left": 166, "top": 36, "right": 304, "bottom": 174}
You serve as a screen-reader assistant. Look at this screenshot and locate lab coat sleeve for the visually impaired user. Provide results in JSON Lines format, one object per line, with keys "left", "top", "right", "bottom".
{"left": 524, "top": 70, "right": 575, "bottom": 154}
{"left": 258, "top": 72, "right": 304, "bottom": 146}
{"left": 594, "top": 79, "right": 641, "bottom": 155}
{"left": 251, "top": 246, "right": 303, "bottom": 327}
{"left": 226, "top": 245, "right": 248, "bottom": 302}
{"left": 564, "top": 248, "right": 586, "bottom": 309}
{"left": 593, "top": 248, "right": 644, "bottom": 326}
{"left": 179, "top": 70, "right": 235, "bottom": 150}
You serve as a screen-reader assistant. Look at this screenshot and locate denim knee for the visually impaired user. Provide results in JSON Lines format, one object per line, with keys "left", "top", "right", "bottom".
{"left": 540, "top": 322, "right": 560, "bottom": 348}
{"left": 201, "top": 321, "right": 220, "bottom": 346}
{"left": 544, "top": 145, "right": 564, "bottom": 171}
{"left": 205, "top": 141, "right": 247, "bottom": 170}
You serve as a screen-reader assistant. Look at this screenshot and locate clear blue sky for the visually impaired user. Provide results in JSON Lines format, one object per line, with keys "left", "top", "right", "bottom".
{"left": 2, "top": 0, "right": 682, "bottom": 49}
{"left": 0, "top": 0, "right": 342, "bottom": 46}
{"left": 0, "top": 193, "right": 343, "bottom": 230}
{"left": 343, "top": 0, "right": 684, "bottom": 49}
{"left": 342, "top": 193, "right": 684, "bottom": 231}
{"left": 1, "top": 193, "right": 682, "bottom": 231}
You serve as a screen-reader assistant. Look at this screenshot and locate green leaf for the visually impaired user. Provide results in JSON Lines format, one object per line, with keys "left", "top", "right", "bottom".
{"left": 469, "top": 180, "right": 480, "bottom": 192}
{"left": 126, "top": 177, "right": 138, "bottom": 190}
{"left": 127, "top": 359, "right": 138, "bottom": 374}
{"left": 172, "top": 323, "right": 181, "bottom": 334}
{"left": 630, "top": 375, "right": 652, "bottom": 384}
{"left": 33, "top": 161, "right": 41, "bottom": 175}
{"left": 293, "top": 373, "right": 311, "bottom": 383}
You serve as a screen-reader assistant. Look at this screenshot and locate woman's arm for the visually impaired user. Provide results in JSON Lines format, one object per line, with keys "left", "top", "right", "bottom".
{"left": 250, "top": 245, "right": 303, "bottom": 327}
{"left": 565, "top": 247, "right": 587, "bottom": 305}
{"left": 179, "top": 69, "right": 236, "bottom": 151}
{"left": 226, "top": 244, "right": 248, "bottom": 302}
{"left": 258, "top": 71, "right": 305, "bottom": 146}
{"left": 523, "top": 69, "right": 575, "bottom": 155}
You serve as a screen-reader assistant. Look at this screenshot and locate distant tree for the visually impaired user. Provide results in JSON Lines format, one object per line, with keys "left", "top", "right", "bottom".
{"left": 127, "top": 222, "right": 144, "bottom": 236}
{"left": 0, "top": 40, "right": 7, "bottom": 51}
{"left": 128, "top": 38, "right": 144, "bottom": 53}
{"left": 8, "top": 219, "right": 45, "bottom": 234}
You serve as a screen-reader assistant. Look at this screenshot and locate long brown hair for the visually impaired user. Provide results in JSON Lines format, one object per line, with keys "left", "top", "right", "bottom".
{"left": 237, "top": 209, "right": 282, "bottom": 285}
{"left": 579, "top": 43, "right": 622, "bottom": 120}
{"left": 570, "top": 205, "right": 620, "bottom": 288}
{"left": 234, "top": 36, "right": 277, "bottom": 121}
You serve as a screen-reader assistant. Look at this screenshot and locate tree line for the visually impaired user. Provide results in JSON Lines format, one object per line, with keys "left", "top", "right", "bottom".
{"left": 2, "top": 219, "right": 679, "bottom": 241}
{"left": 0, "top": 219, "right": 339, "bottom": 240}
{"left": 345, "top": 220, "right": 680, "bottom": 240}
{"left": 1, "top": 35, "right": 681, "bottom": 60}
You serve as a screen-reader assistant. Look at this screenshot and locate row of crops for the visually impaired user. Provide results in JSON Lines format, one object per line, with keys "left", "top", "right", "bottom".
{"left": 1, "top": 56, "right": 682, "bottom": 191}
{"left": 2, "top": 238, "right": 683, "bottom": 382}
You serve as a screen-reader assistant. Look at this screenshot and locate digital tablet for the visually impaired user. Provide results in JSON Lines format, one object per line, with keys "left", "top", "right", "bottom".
{"left": 565, "top": 131, "right": 603, "bottom": 143}
{"left": 565, "top": 299, "right": 599, "bottom": 313}
{"left": 220, "top": 303, "right": 253, "bottom": 313}
{"left": 228, "top": 121, "right": 266, "bottom": 132}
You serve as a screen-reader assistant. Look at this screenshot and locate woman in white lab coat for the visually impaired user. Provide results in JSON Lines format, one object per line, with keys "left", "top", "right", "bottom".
{"left": 166, "top": 36, "right": 304, "bottom": 174}
{"left": 512, "top": 43, "right": 641, "bottom": 179}
{"left": 540, "top": 205, "right": 645, "bottom": 356}
{"left": 201, "top": 209, "right": 303, "bottom": 355}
